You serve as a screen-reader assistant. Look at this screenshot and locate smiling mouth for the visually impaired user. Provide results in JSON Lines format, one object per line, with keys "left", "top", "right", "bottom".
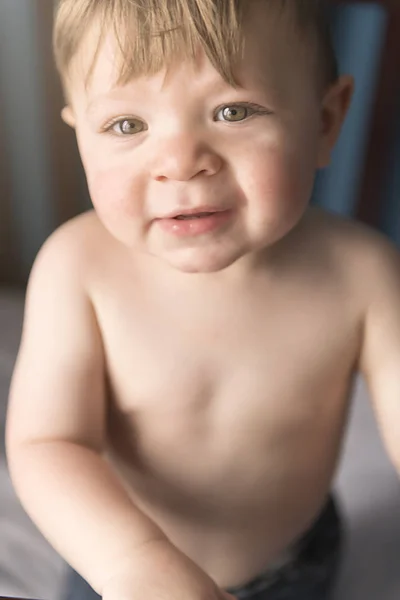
{"left": 157, "top": 208, "right": 233, "bottom": 236}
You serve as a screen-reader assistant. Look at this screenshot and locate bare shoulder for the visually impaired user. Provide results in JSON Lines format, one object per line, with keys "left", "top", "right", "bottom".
{"left": 307, "top": 212, "right": 400, "bottom": 470}
{"left": 304, "top": 206, "right": 400, "bottom": 279}
{"left": 31, "top": 210, "right": 116, "bottom": 292}
{"left": 304, "top": 207, "right": 400, "bottom": 343}
{"left": 7, "top": 212, "right": 110, "bottom": 450}
{"left": 35, "top": 210, "right": 111, "bottom": 267}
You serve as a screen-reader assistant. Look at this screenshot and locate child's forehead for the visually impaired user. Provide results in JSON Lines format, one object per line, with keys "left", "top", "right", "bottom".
{"left": 68, "top": 4, "right": 310, "bottom": 104}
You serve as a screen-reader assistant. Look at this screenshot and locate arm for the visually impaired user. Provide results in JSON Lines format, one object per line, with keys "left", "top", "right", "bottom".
{"left": 5, "top": 224, "right": 168, "bottom": 595}
{"left": 358, "top": 233, "right": 400, "bottom": 472}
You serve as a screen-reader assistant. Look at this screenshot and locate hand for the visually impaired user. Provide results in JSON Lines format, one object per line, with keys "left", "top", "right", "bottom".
{"left": 102, "top": 539, "right": 237, "bottom": 600}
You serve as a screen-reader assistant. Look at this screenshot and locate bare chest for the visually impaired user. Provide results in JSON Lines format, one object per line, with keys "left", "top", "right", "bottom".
{"left": 95, "top": 279, "right": 360, "bottom": 463}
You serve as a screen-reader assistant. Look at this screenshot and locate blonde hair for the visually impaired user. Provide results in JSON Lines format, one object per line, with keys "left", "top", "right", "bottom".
{"left": 53, "top": 0, "right": 337, "bottom": 92}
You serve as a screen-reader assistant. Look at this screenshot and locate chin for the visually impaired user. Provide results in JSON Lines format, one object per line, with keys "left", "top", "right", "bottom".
{"left": 161, "top": 247, "right": 246, "bottom": 274}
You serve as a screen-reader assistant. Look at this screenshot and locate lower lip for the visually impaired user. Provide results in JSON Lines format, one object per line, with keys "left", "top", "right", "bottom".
{"left": 157, "top": 210, "right": 233, "bottom": 237}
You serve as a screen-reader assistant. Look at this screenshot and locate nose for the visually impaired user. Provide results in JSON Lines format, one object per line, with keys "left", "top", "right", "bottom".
{"left": 148, "top": 134, "right": 223, "bottom": 182}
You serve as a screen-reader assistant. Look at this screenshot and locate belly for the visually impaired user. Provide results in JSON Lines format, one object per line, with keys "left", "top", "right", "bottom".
{"left": 105, "top": 391, "right": 350, "bottom": 587}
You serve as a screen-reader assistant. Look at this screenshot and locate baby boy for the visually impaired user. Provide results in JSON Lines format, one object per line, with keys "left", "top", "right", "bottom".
{"left": 6, "top": 1, "right": 400, "bottom": 599}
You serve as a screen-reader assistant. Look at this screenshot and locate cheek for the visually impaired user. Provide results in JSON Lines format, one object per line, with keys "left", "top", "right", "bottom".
{"left": 86, "top": 166, "right": 144, "bottom": 223}
{"left": 76, "top": 126, "right": 146, "bottom": 226}
{"left": 242, "top": 131, "right": 318, "bottom": 215}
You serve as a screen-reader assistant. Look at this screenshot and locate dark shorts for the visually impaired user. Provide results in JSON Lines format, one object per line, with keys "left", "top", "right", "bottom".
{"left": 62, "top": 495, "right": 343, "bottom": 600}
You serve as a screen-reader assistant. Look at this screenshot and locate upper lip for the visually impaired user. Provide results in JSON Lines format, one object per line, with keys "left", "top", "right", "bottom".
{"left": 160, "top": 206, "right": 229, "bottom": 219}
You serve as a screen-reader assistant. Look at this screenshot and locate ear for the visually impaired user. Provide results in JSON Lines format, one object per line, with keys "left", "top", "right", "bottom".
{"left": 61, "top": 105, "right": 76, "bottom": 128}
{"left": 317, "top": 75, "right": 354, "bottom": 168}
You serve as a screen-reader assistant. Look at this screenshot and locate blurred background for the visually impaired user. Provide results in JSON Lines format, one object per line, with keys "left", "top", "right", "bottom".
{"left": 0, "top": 1, "right": 399, "bottom": 599}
